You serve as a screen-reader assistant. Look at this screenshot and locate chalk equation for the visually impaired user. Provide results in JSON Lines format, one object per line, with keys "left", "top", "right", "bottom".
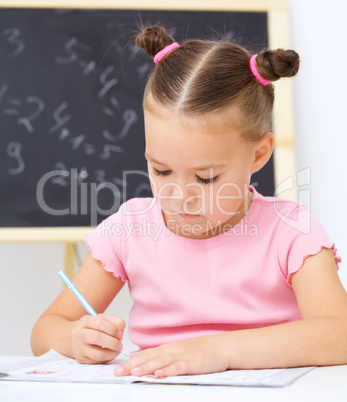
{"left": 0, "top": 14, "right": 152, "bottom": 226}
{"left": 2, "top": 86, "right": 138, "bottom": 168}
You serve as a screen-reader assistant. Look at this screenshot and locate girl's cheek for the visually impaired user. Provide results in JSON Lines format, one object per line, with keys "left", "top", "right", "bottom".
{"left": 216, "top": 199, "right": 241, "bottom": 218}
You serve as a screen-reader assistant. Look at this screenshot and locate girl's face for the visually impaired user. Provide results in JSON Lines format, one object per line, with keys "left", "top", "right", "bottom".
{"left": 144, "top": 106, "right": 271, "bottom": 239}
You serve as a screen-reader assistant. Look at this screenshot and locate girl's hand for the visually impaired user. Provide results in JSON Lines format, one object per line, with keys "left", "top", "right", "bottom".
{"left": 114, "top": 334, "right": 229, "bottom": 378}
{"left": 70, "top": 313, "right": 125, "bottom": 364}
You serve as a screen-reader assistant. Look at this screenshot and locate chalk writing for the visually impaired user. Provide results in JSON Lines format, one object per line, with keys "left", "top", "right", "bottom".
{"left": 55, "top": 37, "right": 91, "bottom": 64}
{"left": 2, "top": 27, "right": 25, "bottom": 57}
{"left": 18, "top": 97, "right": 45, "bottom": 133}
{"left": 4, "top": 96, "right": 45, "bottom": 133}
{"left": 98, "top": 66, "right": 119, "bottom": 98}
{"left": 49, "top": 102, "right": 72, "bottom": 133}
{"left": 7, "top": 142, "right": 25, "bottom": 174}
{"left": 1, "top": 8, "right": 264, "bottom": 227}
{"left": 103, "top": 109, "right": 138, "bottom": 142}
{"left": 100, "top": 144, "right": 123, "bottom": 160}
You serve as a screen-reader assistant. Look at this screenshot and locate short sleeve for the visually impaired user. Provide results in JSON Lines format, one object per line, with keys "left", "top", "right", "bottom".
{"left": 277, "top": 204, "right": 341, "bottom": 285}
{"left": 84, "top": 203, "right": 129, "bottom": 283}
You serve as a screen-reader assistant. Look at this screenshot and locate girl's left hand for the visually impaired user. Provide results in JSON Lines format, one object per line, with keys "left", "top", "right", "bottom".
{"left": 114, "top": 334, "right": 230, "bottom": 378}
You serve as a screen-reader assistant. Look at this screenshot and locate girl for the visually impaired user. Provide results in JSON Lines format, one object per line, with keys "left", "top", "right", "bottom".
{"left": 31, "top": 26, "right": 347, "bottom": 379}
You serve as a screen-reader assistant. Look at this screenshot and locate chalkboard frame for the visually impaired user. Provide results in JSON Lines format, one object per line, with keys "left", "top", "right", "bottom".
{"left": 0, "top": 0, "right": 296, "bottom": 247}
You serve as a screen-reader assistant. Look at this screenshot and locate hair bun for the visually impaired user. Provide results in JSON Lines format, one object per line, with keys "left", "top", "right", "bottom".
{"left": 256, "top": 49, "right": 300, "bottom": 82}
{"left": 135, "top": 26, "right": 175, "bottom": 58}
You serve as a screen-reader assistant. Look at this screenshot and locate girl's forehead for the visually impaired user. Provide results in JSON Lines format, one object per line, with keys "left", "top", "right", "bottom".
{"left": 144, "top": 108, "right": 253, "bottom": 165}
{"left": 144, "top": 104, "right": 242, "bottom": 137}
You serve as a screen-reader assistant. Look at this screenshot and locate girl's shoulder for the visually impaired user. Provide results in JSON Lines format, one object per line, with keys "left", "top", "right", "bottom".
{"left": 249, "top": 186, "right": 318, "bottom": 238}
{"left": 251, "top": 185, "right": 304, "bottom": 209}
{"left": 250, "top": 186, "right": 310, "bottom": 221}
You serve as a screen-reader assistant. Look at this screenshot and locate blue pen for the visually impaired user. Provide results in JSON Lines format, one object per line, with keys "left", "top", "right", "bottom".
{"left": 58, "top": 270, "right": 128, "bottom": 357}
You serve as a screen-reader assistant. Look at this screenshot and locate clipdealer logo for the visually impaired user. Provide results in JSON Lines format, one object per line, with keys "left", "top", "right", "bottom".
{"left": 36, "top": 167, "right": 312, "bottom": 233}
{"left": 36, "top": 168, "right": 151, "bottom": 226}
{"left": 273, "top": 167, "right": 311, "bottom": 234}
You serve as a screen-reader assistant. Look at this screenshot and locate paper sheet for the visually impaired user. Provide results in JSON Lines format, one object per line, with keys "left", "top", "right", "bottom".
{"left": 0, "top": 350, "right": 315, "bottom": 387}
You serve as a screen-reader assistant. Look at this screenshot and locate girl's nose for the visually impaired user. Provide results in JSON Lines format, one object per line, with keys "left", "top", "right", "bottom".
{"left": 173, "top": 182, "right": 201, "bottom": 209}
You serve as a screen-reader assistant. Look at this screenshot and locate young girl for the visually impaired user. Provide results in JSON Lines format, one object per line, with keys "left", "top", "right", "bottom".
{"left": 31, "top": 26, "right": 347, "bottom": 378}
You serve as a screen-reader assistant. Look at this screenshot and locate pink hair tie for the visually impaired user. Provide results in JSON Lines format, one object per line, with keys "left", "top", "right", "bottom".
{"left": 154, "top": 42, "right": 180, "bottom": 64}
{"left": 250, "top": 54, "right": 272, "bottom": 86}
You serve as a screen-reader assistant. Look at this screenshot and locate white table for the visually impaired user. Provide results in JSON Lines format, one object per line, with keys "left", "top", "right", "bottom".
{"left": 0, "top": 356, "right": 346, "bottom": 402}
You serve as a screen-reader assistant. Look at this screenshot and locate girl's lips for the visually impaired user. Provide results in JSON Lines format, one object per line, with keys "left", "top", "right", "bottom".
{"left": 178, "top": 213, "right": 201, "bottom": 220}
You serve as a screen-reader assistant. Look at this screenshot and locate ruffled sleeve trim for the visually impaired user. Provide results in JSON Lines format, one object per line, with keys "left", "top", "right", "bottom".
{"left": 287, "top": 242, "right": 341, "bottom": 286}
{"left": 84, "top": 233, "right": 129, "bottom": 283}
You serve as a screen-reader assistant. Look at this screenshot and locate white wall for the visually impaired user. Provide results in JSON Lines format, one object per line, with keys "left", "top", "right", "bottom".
{"left": 1, "top": 0, "right": 346, "bottom": 356}
{"left": 288, "top": 0, "right": 347, "bottom": 288}
{"left": 0, "top": 243, "right": 136, "bottom": 356}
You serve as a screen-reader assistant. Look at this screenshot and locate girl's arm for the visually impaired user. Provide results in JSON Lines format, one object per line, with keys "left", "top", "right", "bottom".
{"left": 114, "top": 247, "right": 347, "bottom": 377}
{"left": 31, "top": 251, "right": 126, "bottom": 363}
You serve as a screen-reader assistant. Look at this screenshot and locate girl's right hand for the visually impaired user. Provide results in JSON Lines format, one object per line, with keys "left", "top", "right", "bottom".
{"left": 69, "top": 313, "right": 126, "bottom": 364}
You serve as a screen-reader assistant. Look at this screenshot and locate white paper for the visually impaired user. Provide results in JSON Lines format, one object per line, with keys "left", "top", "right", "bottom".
{"left": 0, "top": 350, "right": 315, "bottom": 387}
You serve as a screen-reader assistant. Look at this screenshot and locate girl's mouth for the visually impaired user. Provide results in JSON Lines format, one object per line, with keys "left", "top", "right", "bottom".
{"left": 178, "top": 213, "right": 201, "bottom": 220}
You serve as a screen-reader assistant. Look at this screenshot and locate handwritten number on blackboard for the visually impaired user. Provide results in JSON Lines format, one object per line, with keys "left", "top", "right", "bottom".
{"left": 50, "top": 102, "right": 71, "bottom": 133}
{"left": 55, "top": 37, "right": 91, "bottom": 64}
{"left": 103, "top": 109, "right": 138, "bottom": 142}
{"left": 120, "top": 109, "right": 138, "bottom": 139}
{"left": 98, "top": 66, "right": 119, "bottom": 98}
{"left": 7, "top": 142, "right": 25, "bottom": 174}
{"left": 3, "top": 28, "right": 25, "bottom": 57}
{"left": 17, "top": 96, "right": 45, "bottom": 133}
{"left": 5, "top": 95, "right": 45, "bottom": 132}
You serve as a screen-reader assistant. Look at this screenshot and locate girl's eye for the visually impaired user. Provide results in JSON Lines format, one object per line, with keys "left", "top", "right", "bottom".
{"left": 153, "top": 168, "right": 171, "bottom": 177}
{"left": 196, "top": 176, "right": 219, "bottom": 184}
{"left": 153, "top": 168, "right": 219, "bottom": 185}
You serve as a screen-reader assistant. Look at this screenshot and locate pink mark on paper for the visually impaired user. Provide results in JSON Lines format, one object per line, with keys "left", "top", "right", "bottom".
{"left": 25, "top": 369, "right": 55, "bottom": 375}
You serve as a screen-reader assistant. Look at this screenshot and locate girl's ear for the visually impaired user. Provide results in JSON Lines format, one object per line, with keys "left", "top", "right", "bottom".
{"left": 251, "top": 132, "right": 275, "bottom": 174}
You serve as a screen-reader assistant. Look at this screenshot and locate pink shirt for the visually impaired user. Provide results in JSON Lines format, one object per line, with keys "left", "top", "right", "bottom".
{"left": 85, "top": 186, "right": 341, "bottom": 353}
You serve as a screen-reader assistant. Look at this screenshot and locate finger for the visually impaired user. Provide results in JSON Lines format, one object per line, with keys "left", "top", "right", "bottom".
{"left": 114, "top": 355, "right": 144, "bottom": 376}
{"left": 154, "top": 360, "right": 189, "bottom": 378}
{"left": 81, "top": 315, "right": 123, "bottom": 339}
{"left": 83, "top": 328, "right": 124, "bottom": 352}
{"left": 100, "top": 314, "right": 126, "bottom": 339}
{"left": 129, "top": 356, "right": 175, "bottom": 377}
{"left": 101, "top": 314, "right": 126, "bottom": 334}
{"left": 114, "top": 349, "right": 162, "bottom": 376}
{"left": 85, "top": 345, "right": 121, "bottom": 364}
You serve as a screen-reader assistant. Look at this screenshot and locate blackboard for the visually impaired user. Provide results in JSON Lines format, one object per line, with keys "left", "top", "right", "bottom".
{"left": 0, "top": 8, "right": 273, "bottom": 228}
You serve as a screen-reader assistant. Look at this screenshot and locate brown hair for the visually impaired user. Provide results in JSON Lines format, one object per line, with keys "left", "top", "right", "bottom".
{"left": 135, "top": 26, "right": 300, "bottom": 141}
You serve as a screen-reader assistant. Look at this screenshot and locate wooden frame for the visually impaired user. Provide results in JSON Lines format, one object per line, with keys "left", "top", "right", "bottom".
{"left": 0, "top": 0, "right": 296, "bottom": 275}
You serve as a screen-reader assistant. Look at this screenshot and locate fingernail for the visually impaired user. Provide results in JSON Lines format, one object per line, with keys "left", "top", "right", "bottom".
{"left": 116, "top": 342, "right": 123, "bottom": 352}
{"left": 116, "top": 330, "right": 123, "bottom": 339}
{"left": 115, "top": 366, "right": 124, "bottom": 375}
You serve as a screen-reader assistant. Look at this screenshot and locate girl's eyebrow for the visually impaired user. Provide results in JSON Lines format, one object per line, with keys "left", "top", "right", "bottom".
{"left": 144, "top": 153, "right": 227, "bottom": 171}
